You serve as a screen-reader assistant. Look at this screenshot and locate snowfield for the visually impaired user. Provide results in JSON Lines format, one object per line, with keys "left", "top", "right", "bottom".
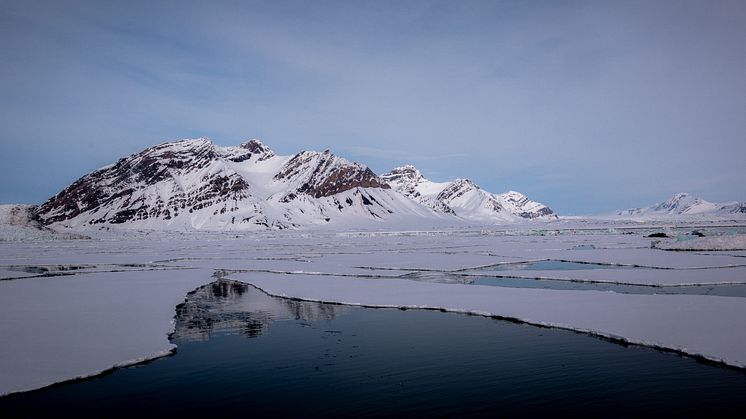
{"left": 0, "top": 269, "right": 211, "bottom": 395}
{"left": 653, "top": 235, "right": 746, "bottom": 251}
{"left": 1, "top": 222, "right": 746, "bottom": 395}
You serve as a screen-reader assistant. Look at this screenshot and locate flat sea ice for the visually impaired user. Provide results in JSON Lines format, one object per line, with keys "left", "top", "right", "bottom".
{"left": 2, "top": 226, "right": 746, "bottom": 396}
{"left": 0, "top": 269, "right": 213, "bottom": 395}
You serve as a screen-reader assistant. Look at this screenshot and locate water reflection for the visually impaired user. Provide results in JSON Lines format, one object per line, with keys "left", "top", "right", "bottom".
{"left": 2, "top": 278, "right": 746, "bottom": 417}
{"left": 471, "top": 276, "right": 746, "bottom": 297}
{"left": 172, "top": 279, "right": 345, "bottom": 342}
{"left": 400, "top": 270, "right": 746, "bottom": 297}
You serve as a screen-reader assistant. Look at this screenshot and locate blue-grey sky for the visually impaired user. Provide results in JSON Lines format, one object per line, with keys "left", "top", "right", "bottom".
{"left": 1, "top": 0, "right": 745, "bottom": 214}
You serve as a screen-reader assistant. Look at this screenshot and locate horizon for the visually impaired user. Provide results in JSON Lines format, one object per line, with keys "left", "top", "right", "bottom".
{"left": 2, "top": 1, "right": 745, "bottom": 213}
{"left": 2, "top": 134, "right": 741, "bottom": 216}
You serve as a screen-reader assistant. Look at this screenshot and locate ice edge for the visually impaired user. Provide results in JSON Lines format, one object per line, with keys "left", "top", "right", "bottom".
{"left": 236, "top": 280, "right": 746, "bottom": 371}
{"left": 0, "top": 284, "right": 205, "bottom": 398}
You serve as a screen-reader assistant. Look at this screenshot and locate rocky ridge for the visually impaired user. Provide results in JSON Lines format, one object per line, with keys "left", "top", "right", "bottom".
{"left": 36, "top": 139, "right": 441, "bottom": 230}
{"left": 381, "top": 165, "right": 556, "bottom": 221}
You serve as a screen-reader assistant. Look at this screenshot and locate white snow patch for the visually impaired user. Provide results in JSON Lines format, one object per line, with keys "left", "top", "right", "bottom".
{"left": 0, "top": 269, "right": 213, "bottom": 396}
{"left": 654, "top": 235, "right": 746, "bottom": 251}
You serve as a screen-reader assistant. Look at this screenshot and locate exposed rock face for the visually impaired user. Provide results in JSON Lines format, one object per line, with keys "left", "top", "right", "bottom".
{"left": 435, "top": 179, "right": 483, "bottom": 204}
{"left": 226, "top": 140, "right": 275, "bottom": 163}
{"left": 34, "top": 138, "right": 561, "bottom": 230}
{"left": 275, "top": 150, "right": 390, "bottom": 199}
{"left": 381, "top": 165, "right": 556, "bottom": 221}
{"left": 499, "top": 191, "right": 556, "bottom": 219}
{"left": 379, "top": 166, "right": 454, "bottom": 214}
{"left": 36, "top": 138, "right": 418, "bottom": 230}
{"left": 39, "top": 139, "right": 250, "bottom": 225}
{"left": 381, "top": 165, "right": 425, "bottom": 192}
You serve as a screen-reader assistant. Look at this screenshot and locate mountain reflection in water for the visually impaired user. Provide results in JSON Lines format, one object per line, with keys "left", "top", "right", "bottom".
{"left": 172, "top": 279, "right": 345, "bottom": 341}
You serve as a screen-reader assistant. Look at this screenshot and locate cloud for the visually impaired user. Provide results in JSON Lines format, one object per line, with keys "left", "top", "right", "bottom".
{"left": 1, "top": 0, "right": 745, "bottom": 213}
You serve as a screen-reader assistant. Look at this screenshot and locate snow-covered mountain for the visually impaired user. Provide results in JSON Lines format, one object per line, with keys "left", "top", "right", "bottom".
{"left": 36, "top": 139, "right": 444, "bottom": 230}
{"left": 615, "top": 193, "right": 746, "bottom": 219}
{"left": 32, "top": 138, "right": 561, "bottom": 231}
{"left": 380, "top": 165, "right": 556, "bottom": 222}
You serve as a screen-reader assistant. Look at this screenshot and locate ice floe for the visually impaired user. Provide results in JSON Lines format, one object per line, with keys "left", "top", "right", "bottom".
{"left": 2, "top": 225, "right": 746, "bottom": 396}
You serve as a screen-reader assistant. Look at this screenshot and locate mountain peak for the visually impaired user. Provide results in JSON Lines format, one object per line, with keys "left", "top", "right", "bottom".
{"left": 381, "top": 165, "right": 425, "bottom": 183}
{"left": 238, "top": 138, "right": 268, "bottom": 150}
{"left": 160, "top": 137, "right": 212, "bottom": 147}
{"left": 35, "top": 136, "right": 560, "bottom": 230}
{"left": 147, "top": 137, "right": 214, "bottom": 153}
{"left": 655, "top": 193, "right": 703, "bottom": 213}
{"left": 381, "top": 166, "right": 554, "bottom": 220}
{"left": 666, "top": 192, "right": 693, "bottom": 203}
{"left": 615, "top": 192, "right": 746, "bottom": 218}
{"left": 436, "top": 178, "right": 479, "bottom": 201}
{"left": 230, "top": 139, "right": 275, "bottom": 162}
{"left": 451, "top": 178, "right": 479, "bottom": 189}
{"left": 274, "top": 149, "right": 389, "bottom": 199}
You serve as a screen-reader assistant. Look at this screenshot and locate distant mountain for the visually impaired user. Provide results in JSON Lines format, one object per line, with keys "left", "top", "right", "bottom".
{"left": 37, "top": 139, "right": 443, "bottom": 230}
{"left": 380, "top": 165, "right": 555, "bottom": 221}
{"left": 615, "top": 193, "right": 746, "bottom": 219}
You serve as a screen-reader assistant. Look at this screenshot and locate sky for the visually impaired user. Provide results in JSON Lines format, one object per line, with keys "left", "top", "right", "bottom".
{"left": 1, "top": 0, "right": 745, "bottom": 214}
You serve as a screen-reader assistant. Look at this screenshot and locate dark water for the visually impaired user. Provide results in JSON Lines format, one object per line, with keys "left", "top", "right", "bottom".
{"left": 402, "top": 265, "right": 746, "bottom": 297}
{"left": 2, "top": 280, "right": 745, "bottom": 417}
{"left": 470, "top": 276, "right": 746, "bottom": 297}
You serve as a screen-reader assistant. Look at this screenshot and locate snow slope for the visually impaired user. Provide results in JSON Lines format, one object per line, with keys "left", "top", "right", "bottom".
{"left": 381, "top": 165, "right": 555, "bottom": 222}
{"left": 0, "top": 204, "right": 86, "bottom": 241}
{"left": 36, "top": 139, "right": 449, "bottom": 231}
{"left": 0, "top": 269, "right": 213, "bottom": 395}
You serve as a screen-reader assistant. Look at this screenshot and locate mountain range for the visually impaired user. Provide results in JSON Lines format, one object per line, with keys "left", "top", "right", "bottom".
{"left": 614, "top": 193, "right": 746, "bottom": 219}
{"left": 380, "top": 165, "right": 554, "bottom": 221}
{"left": 5, "top": 138, "right": 744, "bottom": 234}
{"left": 34, "top": 138, "right": 557, "bottom": 230}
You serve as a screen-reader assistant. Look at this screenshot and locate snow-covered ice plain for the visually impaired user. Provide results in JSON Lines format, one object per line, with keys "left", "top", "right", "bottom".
{"left": 2, "top": 222, "right": 746, "bottom": 396}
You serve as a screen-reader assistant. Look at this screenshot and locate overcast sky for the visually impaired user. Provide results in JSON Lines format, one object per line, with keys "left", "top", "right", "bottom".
{"left": 1, "top": 0, "right": 745, "bottom": 214}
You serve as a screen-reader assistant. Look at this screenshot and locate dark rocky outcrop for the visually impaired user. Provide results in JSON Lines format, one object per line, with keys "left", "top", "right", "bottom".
{"left": 275, "top": 150, "right": 390, "bottom": 199}
{"left": 38, "top": 139, "right": 250, "bottom": 225}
